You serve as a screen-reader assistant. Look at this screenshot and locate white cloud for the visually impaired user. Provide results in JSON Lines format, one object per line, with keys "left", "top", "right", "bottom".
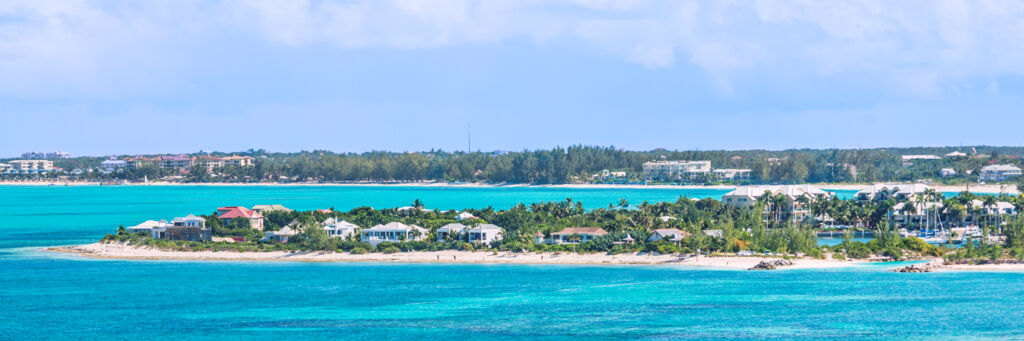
{"left": 3, "top": 0, "right": 1024, "bottom": 100}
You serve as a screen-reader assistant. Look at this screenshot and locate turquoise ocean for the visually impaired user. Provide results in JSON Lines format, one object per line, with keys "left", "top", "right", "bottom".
{"left": 2, "top": 185, "right": 1023, "bottom": 340}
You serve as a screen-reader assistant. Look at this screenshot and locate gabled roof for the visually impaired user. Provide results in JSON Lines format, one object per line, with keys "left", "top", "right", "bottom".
{"left": 172, "top": 214, "right": 204, "bottom": 223}
{"left": 322, "top": 218, "right": 359, "bottom": 230}
{"left": 469, "top": 224, "right": 503, "bottom": 233}
{"left": 252, "top": 204, "right": 292, "bottom": 212}
{"left": 437, "top": 223, "right": 468, "bottom": 233}
{"left": 217, "top": 206, "right": 263, "bottom": 219}
{"left": 552, "top": 227, "right": 608, "bottom": 235}
{"left": 365, "top": 222, "right": 427, "bottom": 233}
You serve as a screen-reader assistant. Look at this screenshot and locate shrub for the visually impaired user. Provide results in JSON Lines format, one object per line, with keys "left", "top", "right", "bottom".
{"left": 381, "top": 246, "right": 401, "bottom": 254}
{"left": 832, "top": 252, "right": 846, "bottom": 261}
{"left": 350, "top": 247, "right": 368, "bottom": 254}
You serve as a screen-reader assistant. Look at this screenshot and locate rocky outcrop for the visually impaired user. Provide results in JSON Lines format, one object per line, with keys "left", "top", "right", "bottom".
{"left": 748, "top": 259, "right": 794, "bottom": 270}
{"left": 893, "top": 261, "right": 942, "bottom": 273}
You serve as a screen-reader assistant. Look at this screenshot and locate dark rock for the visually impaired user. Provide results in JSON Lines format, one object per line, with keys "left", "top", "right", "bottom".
{"left": 748, "top": 259, "right": 794, "bottom": 270}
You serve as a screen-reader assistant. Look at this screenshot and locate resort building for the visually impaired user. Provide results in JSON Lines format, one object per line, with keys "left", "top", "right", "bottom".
{"left": 360, "top": 222, "right": 428, "bottom": 246}
{"left": 713, "top": 168, "right": 752, "bottom": 181}
{"left": 548, "top": 227, "right": 608, "bottom": 244}
{"left": 891, "top": 201, "right": 945, "bottom": 229}
{"left": 8, "top": 160, "right": 55, "bottom": 173}
{"left": 646, "top": 228, "right": 690, "bottom": 243}
{"left": 855, "top": 183, "right": 932, "bottom": 203}
{"left": 721, "top": 185, "right": 832, "bottom": 223}
{"left": 216, "top": 206, "right": 265, "bottom": 231}
{"left": 265, "top": 226, "right": 298, "bottom": 243}
{"left": 321, "top": 218, "right": 359, "bottom": 239}
{"left": 252, "top": 204, "right": 292, "bottom": 214}
{"left": 221, "top": 156, "right": 254, "bottom": 167}
{"left": 21, "top": 151, "right": 69, "bottom": 159}
{"left": 979, "top": 165, "right": 1023, "bottom": 182}
{"left": 642, "top": 160, "right": 712, "bottom": 181}
{"left": 159, "top": 155, "right": 194, "bottom": 171}
{"left": 100, "top": 158, "right": 127, "bottom": 171}
{"left": 125, "top": 156, "right": 158, "bottom": 170}
{"left": 941, "top": 168, "right": 957, "bottom": 178}
{"left": 0, "top": 163, "right": 11, "bottom": 173}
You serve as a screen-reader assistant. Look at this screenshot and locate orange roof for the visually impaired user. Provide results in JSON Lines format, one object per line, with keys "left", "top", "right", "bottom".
{"left": 552, "top": 227, "right": 608, "bottom": 235}
{"left": 217, "top": 206, "right": 263, "bottom": 219}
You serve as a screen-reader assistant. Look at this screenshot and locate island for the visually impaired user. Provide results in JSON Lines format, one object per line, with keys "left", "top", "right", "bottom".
{"left": 52, "top": 184, "right": 1024, "bottom": 271}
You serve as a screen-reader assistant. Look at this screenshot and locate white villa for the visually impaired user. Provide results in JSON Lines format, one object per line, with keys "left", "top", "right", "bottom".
{"left": 125, "top": 214, "right": 211, "bottom": 241}
{"left": 361, "top": 222, "right": 428, "bottom": 246}
{"left": 126, "top": 219, "right": 170, "bottom": 238}
{"left": 713, "top": 168, "right": 752, "bottom": 181}
{"left": 437, "top": 223, "right": 504, "bottom": 244}
{"left": 721, "top": 185, "right": 832, "bottom": 223}
{"left": 980, "top": 165, "right": 1023, "bottom": 182}
{"left": 321, "top": 218, "right": 359, "bottom": 239}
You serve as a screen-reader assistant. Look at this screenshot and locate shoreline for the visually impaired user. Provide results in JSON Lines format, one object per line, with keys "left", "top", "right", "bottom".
{"left": 48, "top": 242, "right": 866, "bottom": 270}
{"left": 0, "top": 180, "right": 1016, "bottom": 194}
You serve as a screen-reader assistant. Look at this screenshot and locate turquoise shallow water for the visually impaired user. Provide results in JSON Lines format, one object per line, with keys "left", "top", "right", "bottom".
{"left": 2, "top": 185, "right": 1021, "bottom": 340}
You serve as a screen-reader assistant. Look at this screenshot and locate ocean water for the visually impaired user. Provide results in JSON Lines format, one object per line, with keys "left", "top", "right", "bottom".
{"left": 2, "top": 185, "right": 1022, "bottom": 340}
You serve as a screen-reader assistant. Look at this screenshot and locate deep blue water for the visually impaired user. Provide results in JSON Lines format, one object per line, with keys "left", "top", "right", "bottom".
{"left": 2, "top": 185, "right": 1022, "bottom": 340}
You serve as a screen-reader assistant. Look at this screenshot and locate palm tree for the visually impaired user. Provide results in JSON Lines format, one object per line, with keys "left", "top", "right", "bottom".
{"left": 900, "top": 198, "right": 918, "bottom": 230}
{"left": 983, "top": 195, "right": 998, "bottom": 232}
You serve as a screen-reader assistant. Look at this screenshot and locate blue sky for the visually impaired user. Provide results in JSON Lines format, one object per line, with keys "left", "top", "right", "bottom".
{"left": 2, "top": 1, "right": 1024, "bottom": 157}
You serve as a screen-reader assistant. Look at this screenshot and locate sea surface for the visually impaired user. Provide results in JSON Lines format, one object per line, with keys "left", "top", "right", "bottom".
{"left": 2, "top": 185, "right": 1022, "bottom": 340}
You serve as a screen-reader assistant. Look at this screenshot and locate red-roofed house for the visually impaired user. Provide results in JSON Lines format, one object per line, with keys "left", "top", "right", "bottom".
{"left": 217, "top": 206, "right": 265, "bottom": 231}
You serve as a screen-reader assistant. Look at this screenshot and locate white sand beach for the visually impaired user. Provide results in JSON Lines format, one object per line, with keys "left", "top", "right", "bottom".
{"left": 1, "top": 180, "right": 1016, "bottom": 194}
{"left": 50, "top": 242, "right": 867, "bottom": 270}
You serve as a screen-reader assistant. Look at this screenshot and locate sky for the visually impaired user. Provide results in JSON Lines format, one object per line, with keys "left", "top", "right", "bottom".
{"left": 3, "top": 0, "right": 1024, "bottom": 157}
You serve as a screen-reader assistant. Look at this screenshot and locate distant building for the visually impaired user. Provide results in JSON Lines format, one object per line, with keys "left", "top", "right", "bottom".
{"left": 100, "top": 158, "right": 127, "bottom": 171}
{"left": 945, "top": 151, "right": 967, "bottom": 159}
{"left": 164, "top": 214, "right": 211, "bottom": 241}
{"left": 125, "top": 156, "right": 158, "bottom": 170}
{"left": 437, "top": 223, "right": 469, "bottom": 241}
{"left": 265, "top": 226, "right": 298, "bottom": 243}
{"left": 713, "top": 168, "right": 752, "bottom": 181}
{"left": 8, "top": 160, "right": 55, "bottom": 173}
{"left": 216, "top": 206, "right": 265, "bottom": 231}
{"left": 643, "top": 160, "right": 712, "bottom": 181}
{"left": 980, "top": 165, "right": 1023, "bottom": 182}
{"left": 0, "top": 163, "right": 11, "bottom": 173}
{"left": 940, "top": 168, "right": 957, "bottom": 177}
{"left": 455, "top": 212, "right": 477, "bottom": 221}
{"left": 21, "top": 151, "right": 69, "bottom": 159}
{"left": 901, "top": 155, "right": 941, "bottom": 161}
{"left": 361, "top": 222, "right": 428, "bottom": 246}
{"left": 159, "top": 155, "right": 193, "bottom": 171}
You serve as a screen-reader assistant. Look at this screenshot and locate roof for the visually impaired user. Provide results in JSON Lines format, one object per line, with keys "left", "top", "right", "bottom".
{"left": 322, "top": 218, "right": 359, "bottom": 229}
{"left": 855, "top": 183, "right": 932, "bottom": 196}
{"left": 704, "top": 229, "right": 724, "bottom": 238}
{"left": 437, "top": 223, "right": 468, "bottom": 233}
{"left": 901, "top": 155, "right": 941, "bottom": 160}
{"left": 552, "top": 227, "right": 608, "bottom": 235}
{"left": 724, "top": 185, "right": 830, "bottom": 199}
{"left": 172, "top": 214, "right": 204, "bottom": 223}
{"left": 455, "top": 212, "right": 477, "bottom": 220}
{"left": 160, "top": 155, "right": 191, "bottom": 161}
{"left": 217, "top": 206, "right": 263, "bottom": 219}
{"left": 273, "top": 226, "right": 298, "bottom": 236}
{"left": 365, "top": 222, "right": 427, "bottom": 233}
{"left": 945, "top": 151, "right": 967, "bottom": 157}
{"left": 469, "top": 224, "right": 503, "bottom": 233}
{"left": 252, "top": 204, "right": 292, "bottom": 212}
{"left": 981, "top": 164, "right": 1023, "bottom": 172}
{"left": 127, "top": 220, "right": 167, "bottom": 230}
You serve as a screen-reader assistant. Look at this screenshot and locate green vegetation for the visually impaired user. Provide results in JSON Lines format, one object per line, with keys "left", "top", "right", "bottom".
{"left": 8, "top": 145, "right": 1024, "bottom": 186}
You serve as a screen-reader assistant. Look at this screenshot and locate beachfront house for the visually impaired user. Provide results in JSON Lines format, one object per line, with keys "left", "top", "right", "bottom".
{"left": 437, "top": 223, "right": 469, "bottom": 241}
{"left": 126, "top": 219, "right": 170, "bottom": 238}
{"left": 217, "top": 206, "right": 265, "bottom": 231}
{"left": 468, "top": 224, "right": 503, "bottom": 244}
{"left": 100, "top": 158, "right": 127, "bottom": 172}
{"left": 321, "top": 218, "right": 359, "bottom": 239}
{"left": 548, "top": 227, "right": 608, "bottom": 244}
{"left": 721, "top": 185, "right": 832, "bottom": 223}
{"left": 980, "top": 165, "right": 1023, "bottom": 182}
{"left": 647, "top": 228, "right": 691, "bottom": 243}
{"left": 264, "top": 226, "right": 298, "bottom": 243}
{"left": 165, "top": 214, "right": 211, "bottom": 241}
{"left": 360, "top": 222, "right": 428, "bottom": 246}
